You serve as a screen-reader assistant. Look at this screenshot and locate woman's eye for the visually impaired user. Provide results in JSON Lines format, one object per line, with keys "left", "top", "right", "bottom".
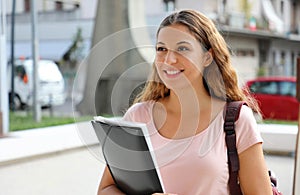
{"left": 178, "top": 46, "right": 189, "bottom": 51}
{"left": 156, "top": 47, "right": 166, "bottom": 52}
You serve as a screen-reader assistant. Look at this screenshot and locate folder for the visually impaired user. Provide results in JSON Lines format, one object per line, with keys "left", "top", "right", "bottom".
{"left": 91, "top": 116, "right": 165, "bottom": 195}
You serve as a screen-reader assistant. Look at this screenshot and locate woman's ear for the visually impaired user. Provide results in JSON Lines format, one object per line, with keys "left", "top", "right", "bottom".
{"left": 204, "top": 49, "right": 213, "bottom": 67}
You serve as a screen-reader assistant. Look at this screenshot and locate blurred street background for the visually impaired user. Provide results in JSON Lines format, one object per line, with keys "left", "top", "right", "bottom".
{"left": 1, "top": 0, "right": 300, "bottom": 195}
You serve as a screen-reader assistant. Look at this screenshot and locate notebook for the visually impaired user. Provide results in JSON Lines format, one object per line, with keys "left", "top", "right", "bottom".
{"left": 91, "top": 116, "right": 165, "bottom": 195}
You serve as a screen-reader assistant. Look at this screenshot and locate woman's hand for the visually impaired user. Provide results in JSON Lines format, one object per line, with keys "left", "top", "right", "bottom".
{"left": 152, "top": 193, "right": 178, "bottom": 195}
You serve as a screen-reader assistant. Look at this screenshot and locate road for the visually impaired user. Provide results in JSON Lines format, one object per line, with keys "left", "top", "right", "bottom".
{"left": 0, "top": 147, "right": 104, "bottom": 195}
{"left": 265, "top": 154, "right": 294, "bottom": 195}
{"left": 50, "top": 98, "right": 76, "bottom": 117}
{"left": 0, "top": 147, "right": 294, "bottom": 195}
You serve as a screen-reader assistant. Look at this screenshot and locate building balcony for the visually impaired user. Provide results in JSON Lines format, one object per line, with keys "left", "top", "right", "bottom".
{"left": 218, "top": 12, "right": 300, "bottom": 41}
{"left": 6, "top": 8, "right": 81, "bottom": 24}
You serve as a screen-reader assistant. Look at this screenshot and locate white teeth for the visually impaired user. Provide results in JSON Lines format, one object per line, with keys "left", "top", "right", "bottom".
{"left": 166, "top": 70, "right": 181, "bottom": 75}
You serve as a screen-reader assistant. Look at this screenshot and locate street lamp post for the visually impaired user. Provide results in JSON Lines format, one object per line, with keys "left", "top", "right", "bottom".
{"left": 31, "top": 0, "right": 41, "bottom": 122}
{"left": 294, "top": 57, "right": 300, "bottom": 194}
{"left": 10, "top": 0, "right": 16, "bottom": 111}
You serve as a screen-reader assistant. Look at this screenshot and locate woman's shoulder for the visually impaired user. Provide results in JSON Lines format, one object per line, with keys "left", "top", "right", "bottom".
{"left": 235, "top": 104, "right": 263, "bottom": 153}
{"left": 123, "top": 101, "right": 154, "bottom": 123}
{"left": 127, "top": 101, "right": 155, "bottom": 113}
{"left": 238, "top": 104, "right": 256, "bottom": 122}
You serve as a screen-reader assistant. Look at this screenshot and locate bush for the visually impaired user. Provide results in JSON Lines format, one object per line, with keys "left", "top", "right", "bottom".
{"left": 9, "top": 112, "right": 92, "bottom": 131}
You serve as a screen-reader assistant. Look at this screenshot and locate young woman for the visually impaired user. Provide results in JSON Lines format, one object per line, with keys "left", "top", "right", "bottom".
{"left": 97, "top": 9, "right": 272, "bottom": 195}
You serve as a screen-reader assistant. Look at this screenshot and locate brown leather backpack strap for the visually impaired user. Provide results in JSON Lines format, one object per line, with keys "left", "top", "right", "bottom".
{"left": 224, "top": 101, "right": 246, "bottom": 195}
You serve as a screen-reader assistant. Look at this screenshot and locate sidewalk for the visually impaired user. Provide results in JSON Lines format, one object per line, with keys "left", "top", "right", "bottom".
{"left": 0, "top": 122, "right": 298, "bottom": 165}
{"left": 0, "top": 121, "right": 97, "bottom": 165}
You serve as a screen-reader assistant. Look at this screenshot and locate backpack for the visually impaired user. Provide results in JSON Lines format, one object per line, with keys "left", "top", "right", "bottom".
{"left": 224, "top": 101, "right": 283, "bottom": 195}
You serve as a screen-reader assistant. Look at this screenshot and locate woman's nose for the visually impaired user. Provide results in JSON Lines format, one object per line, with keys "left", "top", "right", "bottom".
{"left": 164, "top": 50, "right": 177, "bottom": 64}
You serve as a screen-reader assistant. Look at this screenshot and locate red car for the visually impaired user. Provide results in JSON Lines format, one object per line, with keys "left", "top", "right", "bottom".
{"left": 245, "top": 76, "right": 298, "bottom": 121}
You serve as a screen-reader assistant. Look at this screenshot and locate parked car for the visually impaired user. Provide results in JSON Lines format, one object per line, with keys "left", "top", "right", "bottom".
{"left": 7, "top": 58, "right": 67, "bottom": 110}
{"left": 245, "top": 76, "right": 298, "bottom": 121}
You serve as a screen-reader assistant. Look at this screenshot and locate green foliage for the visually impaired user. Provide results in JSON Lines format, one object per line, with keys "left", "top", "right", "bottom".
{"left": 9, "top": 112, "right": 92, "bottom": 131}
{"left": 257, "top": 66, "right": 266, "bottom": 77}
{"left": 259, "top": 120, "right": 298, "bottom": 125}
{"left": 239, "top": 0, "right": 252, "bottom": 20}
{"left": 61, "top": 27, "right": 84, "bottom": 68}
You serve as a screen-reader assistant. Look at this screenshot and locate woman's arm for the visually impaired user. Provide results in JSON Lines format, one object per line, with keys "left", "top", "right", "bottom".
{"left": 238, "top": 143, "right": 273, "bottom": 195}
{"left": 97, "top": 166, "right": 125, "bottom": 195}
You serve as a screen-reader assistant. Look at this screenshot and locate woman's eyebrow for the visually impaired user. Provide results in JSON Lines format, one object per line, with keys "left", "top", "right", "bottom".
{"left": 177, "top": 41, "right": 192, "bottom": 45}
{"left": 156, "top": 41, "right": 165, "bottom": 45}
{"left": 156, "top": 41, "right": 192, "bottom": 46}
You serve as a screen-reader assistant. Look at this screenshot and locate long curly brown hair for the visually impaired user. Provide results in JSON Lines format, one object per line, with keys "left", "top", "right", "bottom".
{"left": 134, "top": 9, "right": 259, "bottom": 112}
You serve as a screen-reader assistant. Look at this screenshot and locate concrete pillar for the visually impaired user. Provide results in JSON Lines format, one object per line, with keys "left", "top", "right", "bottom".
{"left": 0, "top": 0, "right": 9, "bottom": 136}
{"left": 76, "top": 0, "right": 153, "bottom": 116}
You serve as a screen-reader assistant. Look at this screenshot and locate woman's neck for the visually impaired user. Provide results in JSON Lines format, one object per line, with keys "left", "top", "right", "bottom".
{"left": 154, "top": 86, "right": 226, "bottom": 139}
{"left": 164, "top": 86, "right": 211, "bottom": 115}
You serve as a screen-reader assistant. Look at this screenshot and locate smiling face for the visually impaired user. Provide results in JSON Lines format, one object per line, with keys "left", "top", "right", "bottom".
{"left": 155, "top": 24, "right": 212, "bottom": 90}
{"left": 134, "top": 10, "right": 241, "bottom": 104}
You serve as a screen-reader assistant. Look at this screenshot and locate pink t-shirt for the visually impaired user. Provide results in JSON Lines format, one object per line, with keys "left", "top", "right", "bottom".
{"left": 123, "top": 100, "right": 263, "bottom": 195}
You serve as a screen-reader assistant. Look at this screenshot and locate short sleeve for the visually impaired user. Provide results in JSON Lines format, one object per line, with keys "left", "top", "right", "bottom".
{"left": 235, "top": 105, "right": 263, "bottom": 154}
{"left": 123, "top": 101, "right": 153, "bottom": 124}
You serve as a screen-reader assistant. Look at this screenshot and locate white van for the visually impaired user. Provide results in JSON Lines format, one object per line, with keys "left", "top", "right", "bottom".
{"left": 7, "top": 59, "right": 66, "bottom": 109}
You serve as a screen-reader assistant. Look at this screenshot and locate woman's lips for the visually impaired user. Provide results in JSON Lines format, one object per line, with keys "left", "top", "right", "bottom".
{"left": 163, "top": 69, "right": 184, "bottom": 77}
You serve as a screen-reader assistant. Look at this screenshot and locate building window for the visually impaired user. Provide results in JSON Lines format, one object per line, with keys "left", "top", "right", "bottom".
{"left": 272, "top": 51, "right": 276, "bottom": 65}
{"left": 235, "top": 49, "right": 255, "bottom": 57}
{"left": 74, "top": 3, "right": 80, "bottom": 9}
{"left": 280, "top": 51, "right": 285, "bottom": 66}
{"left": 24, "top": 0, "right": 30, "bottom": 12}
{"left": 55, "top": 1, "right": 63, "bottom": 11}
{"left": 163, "top": 0, "right": 175, "bottom": 12}
{"left": 280, "top": 0, "right": 284, "bottom": 16}
{"left": 291, "top": 52, "right": 295, "bottom": 76}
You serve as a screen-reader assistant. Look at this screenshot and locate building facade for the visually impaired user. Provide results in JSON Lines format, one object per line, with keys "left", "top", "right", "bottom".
{"left": 5, "top": 0, "right": 96, "bottom": 61}
{"left": 5, "top": 0, "right": 300, "bottom": 76}
{"left": 144, "top": 0, "right": 300, "bottom": 84}
{"left": 4, "top": 0, "right": 300, "bottom": 115}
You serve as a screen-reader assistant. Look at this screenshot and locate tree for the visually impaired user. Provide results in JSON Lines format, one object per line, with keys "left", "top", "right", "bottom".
{"left": 76, "top": 0, "right": 150, "bottom": 116}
